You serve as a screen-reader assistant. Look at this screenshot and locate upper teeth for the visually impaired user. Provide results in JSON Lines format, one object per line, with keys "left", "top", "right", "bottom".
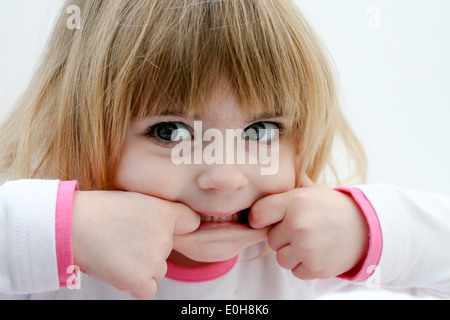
{"left": 201, "top": 212, "right": 240, "bottom": 223}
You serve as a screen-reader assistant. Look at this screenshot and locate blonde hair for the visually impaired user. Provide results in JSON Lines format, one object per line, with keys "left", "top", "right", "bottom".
{"left": 0, "top": 0, "right": 366, "bottom": 190}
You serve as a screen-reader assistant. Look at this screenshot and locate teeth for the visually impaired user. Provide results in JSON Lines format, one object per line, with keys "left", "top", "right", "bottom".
{"left": 200, "top": 212, "right": 241, "bottom": 223}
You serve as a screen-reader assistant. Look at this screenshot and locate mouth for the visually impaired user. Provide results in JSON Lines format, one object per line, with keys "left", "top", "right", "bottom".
{"left": 199, "top": 208, "right": 250, "bottom": 225}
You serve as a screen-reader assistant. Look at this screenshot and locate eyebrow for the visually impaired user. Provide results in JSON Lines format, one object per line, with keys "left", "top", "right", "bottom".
{"left": 244, "top": 111, "right": 286, "bottom": 123}
{"left": 156, "top": 111, "right": 202, "bottom": 120}
{"left": 156, "top": 110, "right": 285, "bottom": 122}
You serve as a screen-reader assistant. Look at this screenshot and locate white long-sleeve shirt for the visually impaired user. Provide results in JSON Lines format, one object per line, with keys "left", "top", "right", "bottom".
{"left": 1, "top": 180, "right": 450, "bottom": 299}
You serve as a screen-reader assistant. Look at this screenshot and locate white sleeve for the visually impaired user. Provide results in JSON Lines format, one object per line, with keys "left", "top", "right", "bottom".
{"left": 359, "top": 184, "right": 450, "bottom": 298}
{"left": 0, "top": 180, "right": 60, "bottom": 294}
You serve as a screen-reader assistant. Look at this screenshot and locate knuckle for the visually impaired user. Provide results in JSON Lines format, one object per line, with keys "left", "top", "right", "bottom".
{"left": 285, "top": 216, "right": 303, "bottom": 231}
{"left": 123, "top": 278, "right": 146, "bottom": 295}
{"left": 310, "top": 267, "right": 331, "bottom": 279}
{"left": 154, "top": 227, "right": 174, "bottom": 252}
{"left": 291, "top": 259, "right": 327, "bottom": 280}
{"left": 289, "top": 189, "right": 315, "bottom": 209}
{"left": 159, "top": 232, "right": 172, "bottom": 248}
{"left": 154, "top": 261, "right": 168, "bottom": 283}
{"left": 293, "top": 266, "right": 315, "bottom": 280}
{"left": 266, "top": 233, "right": 281, "bottom": 251}
{"left": 128, "top": 265, "right": 165, "bottom": 299}
{"left": 291, "top": 266, "right": 309, "bottom": 280}
{"left": 132, "top": 280, "right": 157, "bottom": 300}
{"left": 276, "top": 251, "right": 292, "bottom": 270}
{"left": 290, "top": 189, "right": 307, "bottom": 203}
{"left": 306, "top": 264, "right": 326, "bottom": 279}
{"left": 159, "top": 204, "right": 174, "bottom": 221}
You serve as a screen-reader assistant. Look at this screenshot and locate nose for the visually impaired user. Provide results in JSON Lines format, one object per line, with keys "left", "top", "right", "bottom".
{"left": 196, "top": 164, "right": 248, "bottom": 193}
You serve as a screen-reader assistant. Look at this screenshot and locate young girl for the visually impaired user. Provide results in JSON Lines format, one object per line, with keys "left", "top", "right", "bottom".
{"left": 1, "top": 0, "right": 450, "bottom": 299}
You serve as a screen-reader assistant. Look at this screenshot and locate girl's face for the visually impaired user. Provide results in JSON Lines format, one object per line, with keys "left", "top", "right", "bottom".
{"left": 114, "top": 81, "right": 297, "bottom": 265}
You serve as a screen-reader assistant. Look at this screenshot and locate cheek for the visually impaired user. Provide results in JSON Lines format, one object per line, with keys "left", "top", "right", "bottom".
{"left": 251, "top": 144, "right": 297, "bottom": 195}
{"left": 113, "top": 146, "right": 189, "bottom": 200}
{"left": 260, "top": 162, "right": 296, "bottom": 193}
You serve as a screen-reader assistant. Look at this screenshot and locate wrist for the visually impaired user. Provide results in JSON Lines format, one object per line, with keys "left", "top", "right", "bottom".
{"left": 71, "top": 190, "right": 94, "bottom": 271}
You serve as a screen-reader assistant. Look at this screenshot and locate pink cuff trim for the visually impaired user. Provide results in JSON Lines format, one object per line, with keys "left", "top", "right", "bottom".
{"left": 335, "top": 187, "right": 383, "bottom": 282}
{"left": 166, "top": 256, "right": 239, "bottom": 283}
{"left": 55, "top": 181, "right": 78, "bottom": 287}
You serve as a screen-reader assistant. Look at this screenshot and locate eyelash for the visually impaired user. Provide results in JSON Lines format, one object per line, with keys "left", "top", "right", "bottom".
{"left": 145, "top": 121, "right": 286, "bottom": 147}
{"left": 145, "top": 123, "right": 192, "bottom": 147}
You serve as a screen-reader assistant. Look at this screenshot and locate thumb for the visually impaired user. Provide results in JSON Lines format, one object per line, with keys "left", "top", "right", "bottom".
{"left": 300, "top": 174, "right": 316, "bottom": 188}
{"left": 171, "top": 203, "right": 201, "bottom": 235}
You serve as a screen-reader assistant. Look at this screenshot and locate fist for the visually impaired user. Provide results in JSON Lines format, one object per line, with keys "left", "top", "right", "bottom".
{"left": 72, "top": 191, "right": 200, "bottom": 299}
{"left": 249, "top": 176, "right": 369, "bottom": 280}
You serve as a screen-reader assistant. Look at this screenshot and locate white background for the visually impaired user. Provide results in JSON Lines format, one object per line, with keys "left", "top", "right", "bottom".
{"left": 1, "top": 0, "right": 449, "bottom": 299}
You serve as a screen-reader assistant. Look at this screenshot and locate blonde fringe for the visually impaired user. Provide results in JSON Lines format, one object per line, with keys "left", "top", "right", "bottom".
{"left": 0, "top": 0, "right": 367, "bottom": 189}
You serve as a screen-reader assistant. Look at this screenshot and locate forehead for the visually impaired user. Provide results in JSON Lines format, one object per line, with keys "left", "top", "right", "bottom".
{"left": 152, "top": 85, "right": 286, "bottom": 125}
{"left": 135, "top": 75, "right": 288, "bottom": 122}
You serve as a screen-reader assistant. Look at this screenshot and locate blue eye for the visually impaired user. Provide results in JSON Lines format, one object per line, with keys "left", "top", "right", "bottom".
{"left": 244, "top": 122, "right": 279, "bottom": 141}
{"left": 148, "top": 122, "right": 192, "bottom": 142}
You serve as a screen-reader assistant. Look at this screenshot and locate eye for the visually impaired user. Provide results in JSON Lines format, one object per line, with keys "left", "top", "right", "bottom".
{"left": 244, "top": 122, "right": 279, "bottom": 142}
{"left": 148, "top": 122, "right": 192, "bottom": 142}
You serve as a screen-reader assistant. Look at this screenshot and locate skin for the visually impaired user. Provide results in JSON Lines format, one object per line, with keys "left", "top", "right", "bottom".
{"left": 72, "top": 81, "right": 369, "bottom": 299}
{"left": 113, "top": 83, "right": 298, "bottom": 264}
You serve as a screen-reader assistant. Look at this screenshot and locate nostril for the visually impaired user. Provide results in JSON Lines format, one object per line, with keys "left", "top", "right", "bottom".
{"left": 196, "top": 167, "right": 248, "bottom": 193}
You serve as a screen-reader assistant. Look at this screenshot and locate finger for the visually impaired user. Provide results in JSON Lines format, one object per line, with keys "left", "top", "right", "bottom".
{"left": 291, "top": 263, "right": 317, "bottom": 281}
{"left": 248, "top": 193, "right": 288, "bottom": 229}
{"left": 299, "top": 174, "right": 316, "bottom": 188}
{"left": 153, "top": 261, "right": 168, "bottom": 283}
{"left": 131, "top": 279, "right": 158, "bottom": 300}
{"left": 266, "top": 221, "right": 291, "bottom": 251}
{"left": 276, "top": 245, "right": 302, "bottom": 270}
{"left": 171, "top": 203, "right": 201, "bottom": 235}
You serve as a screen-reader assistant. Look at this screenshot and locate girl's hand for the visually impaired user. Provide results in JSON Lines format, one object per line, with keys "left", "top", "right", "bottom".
{"left": 72, "top": 191, "right": 200, "bottom": 299}
{"left": 249, "top": 176, "right": 369, "bottom": 280}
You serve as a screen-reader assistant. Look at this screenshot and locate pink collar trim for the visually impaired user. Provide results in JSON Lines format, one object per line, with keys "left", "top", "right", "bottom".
{"left": 165, "top": 256, "right": 239, "bottom": 283}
